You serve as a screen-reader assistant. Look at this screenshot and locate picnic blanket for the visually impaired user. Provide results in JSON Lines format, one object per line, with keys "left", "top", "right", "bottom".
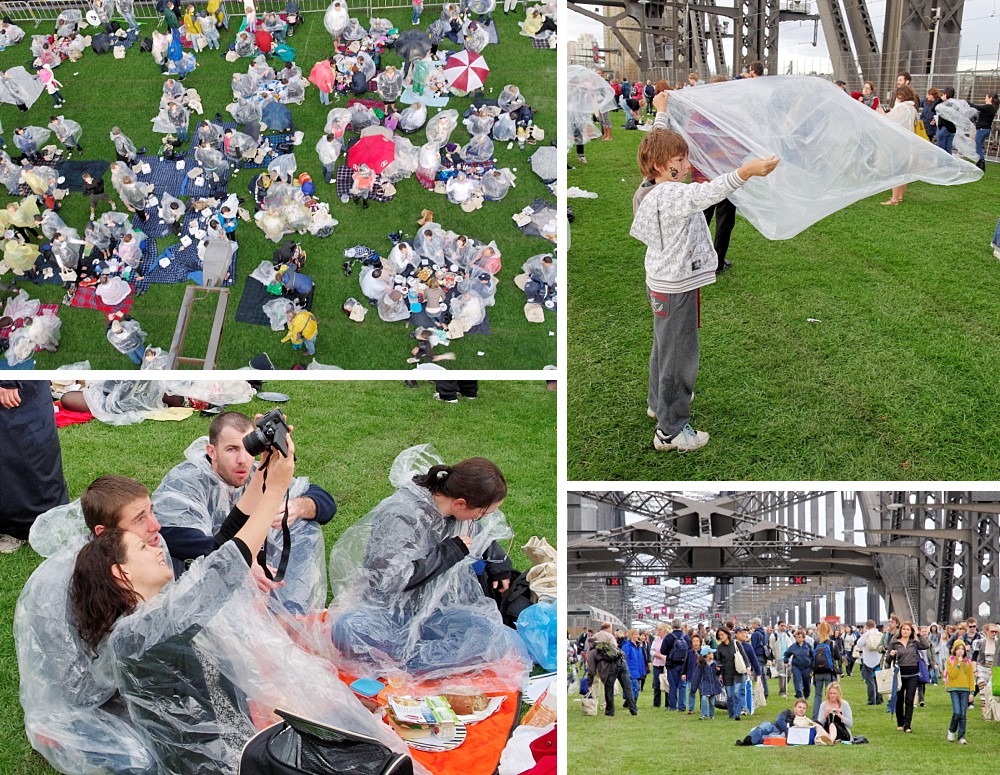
{"left": 531, "top": 32, "right": 555, "bottom": 49}
{"left": 128, "top": 233, "right": 160, "bottom": 295}
{"left": 21, "top": 253, "right": 65, "bottom": 286}
{"left": 242, "top": 132, "right": 295, "bottom": 170}
{"left": 481, "top": 20, "right": 499, "bottom": 45}
{"left": 410, "top": 308, "right": 491, "bottom": 335}
{"left": 347, "top": 97, "right": 387, "bottom": 116}
{"left": 517, "top": 197, "right": 556, "bottom": 240}
{"left": 182, "top": 166, "right": 230, "bottom": 197}
{"left": 399, "top": 86, "right": 450, "bottom": 107}
{"left": 133, "top": 154, "right": 191, "bottom": 200}
{"left": 54, "top": 159, "right": 111, "bottom": 192}
{"left": 69, "top": 281, "right": 134, "bottom": 321}
{"left": 0, "top": 302, "right": 60, "bottom": 355}
{"left": 234, "top": 276, "right": 277, "bottom": 325}
{"left": 141, "top": 232, "right": 238, "bottom": 288}
{"left": 335, "top": 163, "right": 394, "bottom": 202}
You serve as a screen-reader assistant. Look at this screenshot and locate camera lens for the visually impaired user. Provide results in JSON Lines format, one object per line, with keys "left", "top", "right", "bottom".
{"left": 242, "top": 427, "right": 269, "bottom": 456}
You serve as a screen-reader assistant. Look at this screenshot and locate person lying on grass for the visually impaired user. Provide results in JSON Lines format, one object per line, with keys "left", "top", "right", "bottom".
{"left": 735, "top": 697, "right": 834, "bottom": 746}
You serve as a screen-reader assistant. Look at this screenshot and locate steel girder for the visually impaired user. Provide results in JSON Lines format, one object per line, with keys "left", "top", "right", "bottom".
{"left": 841, "top": 0, "right": 881, "bottom": 83}
{"left": 814, "top": 0, "right": 860, "bottom": 83}
{"left": 880, "top": 0, "right": 964, "bottom": 98}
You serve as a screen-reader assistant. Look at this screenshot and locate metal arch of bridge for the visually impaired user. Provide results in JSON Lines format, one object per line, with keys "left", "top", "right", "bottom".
{"left": 568, "top": 491, "right": 1000, "bottom": 626}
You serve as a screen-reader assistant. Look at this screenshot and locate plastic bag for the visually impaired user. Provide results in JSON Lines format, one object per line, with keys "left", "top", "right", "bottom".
{"left": 326, "top": 445, "right": 530, "bottom": 686}
{"left": 492, "top": 112, "right": 516, "bottom": 141}
{"left": 81, "top": 380, "right": 173, "bottom": 426}
{"left": 665, "top": 75, "right": 982, "bottom": 239}
{"left": 935, "top": 98, "right": 979, "bottom": 161}
{"left": 566, "top": 66, "right": 615, "bottom": 146}
{"left": 516, "top": 599, "right": 556, "bottom": 670}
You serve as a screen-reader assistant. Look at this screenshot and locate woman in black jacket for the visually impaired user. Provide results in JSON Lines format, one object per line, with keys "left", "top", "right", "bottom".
{"left": 971, "top": 92, "right": 998, "bottom": 170}
{"left": 715, "top": 628, "right": 751, "bottom": 720}
{"left": 887, "top": 620, "right": 931, "bottom": 732}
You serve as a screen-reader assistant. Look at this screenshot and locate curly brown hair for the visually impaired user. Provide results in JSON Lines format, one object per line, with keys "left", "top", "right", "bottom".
{"left": 70, "top": 528, "right": 141, "bottom": 653}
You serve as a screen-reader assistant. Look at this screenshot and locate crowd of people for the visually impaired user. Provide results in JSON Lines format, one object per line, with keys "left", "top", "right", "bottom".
{"left": 571, "top": 611, "right": 999, "bottom": 747}
{"left": 6, "top": 385, "right": 546, "bottom": 774}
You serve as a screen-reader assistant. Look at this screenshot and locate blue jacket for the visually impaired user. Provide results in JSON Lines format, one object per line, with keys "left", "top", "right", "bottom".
{"left": 699, "top": 660, "right": 723, "bottom": 696}
{"left": 751, "top": 627, "right": 769, "bottom": 664}
{"left": 784, "top": 641, "right": 814, "bottom": 670}
{"left": 621, "top": 81, "right": 631, "bottom": 99}
{"left": 623, "top": 640, "right": 647, "bottom": 679}
{"left": 683, "top": 648, "right": 700, "bottom": 681}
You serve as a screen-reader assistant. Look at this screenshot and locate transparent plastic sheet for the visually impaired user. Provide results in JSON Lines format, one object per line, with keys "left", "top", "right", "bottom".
{"left": 141, "top": 347, "right": 169, "bottom": 370}
{"left": 465, "top": 112, "right": 494, "bottom": 136}
{"left": 280, "top": 200, "right": 312, "bottom": 232}
{"left": 497, "top": 84, "right": 525, "bottom": 113}
{"left": 0, "top": 155, "right": 21, "bottom": 194}
{"left": 268, "top": 152, "right": 297, "bottom": 182}
{"left": 151, "top": 437, "right": 327, "bottom": 614}
{"left": 23, "top": 125, "right": 52, "bottom": 148}
{"left": 326, "top": 445, "right": 530, "bottom": 686}
{"left": 450, "top": 290, "right": 486, "bottom": 328}
{"left": 566, "top": 65, "right": 615, "bottom": 146}
{"left": 489, "top": 113, "right": 514, "bottom": 142}
{"left": 0, "top": 66, "right": 43, "bottom": 109}
{"left": 158, "top": 380, "right": 255, "bottom": 406}
{"left": 232, "top": 73, "right": 256, "bottom": 99}
{"left": 4, "top": 288, "right": 40, "bottom": 320}
{"left": 15, "top": 540, "right": 159, "bottom": 775}
{"left": 264, "top": 297, "right": 295, "bottom": 330}
{"left": 26, "top": 310, "right": 62, "bottom": 351}
{"left": 326, "top": 107, "right": 351, "bottom": 138}
{"left": 515, "top": 599, "right": 556, "bottom": 670}
{"left": 29, "top": 500, "right": 87, "bottom": 559}
{"left": 416, "top": 141, "right": 440, "bottom": 178}
{"left": 6, "top": 328, "right": 36, "bottom": 365}
{"left": 81, "top": 380, "right": 177, "bottom": 426}
{"left": 307, "top": 207, "right": 337, "bottom": 236}
{"left": 386, "top": 136, "right": 419, "bottom": 181}
{"left": 426, "top": 109, "right": 458, "bottom": 147}
{"left": 665, "top": 75, "right": 983, "bottom": 240}
{"left": 936, "top": 98, "right": 979, "bottom": 160}
{"left": 377, "top": 290, "right": 410, "bottom": 321}
{"left": 529, "top": 145, "right": 557, "bottom": 184}
{"left": 258, "top": 210, "right": 286, "bottom": 242}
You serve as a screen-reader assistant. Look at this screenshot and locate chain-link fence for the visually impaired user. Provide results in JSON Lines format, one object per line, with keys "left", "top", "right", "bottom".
{"left": 0, "top": 0, "right": 448, "bottom": 24}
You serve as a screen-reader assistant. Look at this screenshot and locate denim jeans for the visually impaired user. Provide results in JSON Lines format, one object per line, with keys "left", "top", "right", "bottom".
{"left": 629, "top": 676, "right": 640, "bottom": 700}
{"left": 319, "top": 90, "right": 329, "bottom": 105}
{"left": 976, "top": 127, "right": 990, "bottom": 161}
{"left": 725, "top": 680, "right": 746, "bottom": 718}
{"left": 813, "top": 674, "right": 833, "bottom": 719}
{"left": 993, "top": 217, "right": 1000, "bottom": 248}
{"left": 687, "top": 682, "right": 697, "bottom": 711}
{"left": 652, "top": 665, "right": 664, "bottom": 707}
{"left": 790, "top": 665, "right": 811, "bottom": 699}
{"left": 127, "top": 344, "right": 145, "bottom": 365}
{"left": 936, "top": 127, "right": 955, "bottom": 154}
{"left": 176, "top": 126, "right": 189, "bottom": 144}
{"left": 950, "top": 690, "right": 969, "bottom": 739}
{"left": 700, "top": 692, "right": 715, "bottom": 718}
{"left": 861, "top": 663, "right": 880, "bottom": 704}
{"left": 667, "top": 666, "right": 686, "bottom": 710}
{"left": 411, "top": 8, "right": 422, "bottom": 22}
{"left": 749, "top": 720, "right": 780, "bottom": 744}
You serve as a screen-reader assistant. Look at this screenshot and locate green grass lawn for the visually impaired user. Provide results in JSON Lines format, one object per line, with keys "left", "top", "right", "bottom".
{"left": 0, "top": 9, "right": 556, "bottom": 369}
{"left": 568, "top": 663, "right": 1000, "bottom": 771}
{"left": 0, "top": 378, "right": 556, "bottom": 773}
{"left": 567, "top": 122, "right": 1000, "bottom": 480}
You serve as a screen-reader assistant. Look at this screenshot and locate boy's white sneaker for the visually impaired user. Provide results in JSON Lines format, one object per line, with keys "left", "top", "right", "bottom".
{"left": 947, "top": 731, "right": 955, "bottom": 742}
{"left": 653, "top": 424, "right": 709, "bottom": 452}
{"left": 959, "top": 738, "right": 968, "bottom": 745}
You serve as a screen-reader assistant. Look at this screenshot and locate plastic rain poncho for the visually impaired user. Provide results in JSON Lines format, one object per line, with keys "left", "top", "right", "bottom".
{"left": 523, "top": 253, "right": 555, "bottom": 286}
{"left": 359, "top": 265, "right": 391, "bottom": 301}
{"left": 0, "top": 66, "right": 43, "bottom": 109}
{"left": 459, "top": 273, "right": 496, "bottom": 306}
{"left": 141, "top": 346, "right": 169, "bottom": 370}
{"left": 481, "top": 168, "right": 513, "bottom": 200}
{"left": 529, "top": 144, "right": 557, "bottom": 184}
{"left": 111, "top": 130, "right": 137, "bottom": 161}
{"left": 385, "top": 242, "right": 419, "bottom": 274}
{"left": 195, "top": 121, "right": 223, "bottom": 149}
{"left": 566, "top": 65, "right": 615, "bottom": 145}
{"left": 56, "top": 10, "right": 82, "bottom": 36}
{"left": 935, "top": 98, "right": 979, "bottom": 160}
{"left": 0, "top": 155, "right": 21, "bottom": 194}
{"left": 463, "top": 23, "right": 489, "bottom": 54}
{"left": 387, "top": 136, "right": 418, "bottom": 180}
{"left": 462, "top": 133, "right": 494, "bottom": 162}
{"left": 16, "top": 533, "right": 158, "bottom": 775}
{"left": 85, "top": 220, "right": 113, "bottom": 251}
{"left": 22, "top": 165, "right": 58, "bottom": 197}
{"left": 3, "top": 237, "right": 39, "bottom": 274}
{"left": 4, "top": 196, "right": 40, "bottom": 232}
{"left": 267, "top": 152, "right": 297, "bottom": 183}
{"left": 497, "top": 84, "right": 525, "bottom": 113}
{"left": 51, "top": 239, "right": 81, "bottom": 272}
{"left": 464, "top": 111, "right": 494, "bottom": 136}
{"left": 665, "top": 75, "right": 982, "bottom": 240}
{"left": 231, "top": 72, "right": 256, "bottom": 99}
{"left": 105, "top": 320, "right": 145, "bottom": 359}
{"left": 399, "top": 103, "right": 427, "bottom": 133}
{"left": 234, "top": 33, "right": 257, "bottom": 58}
{"left": 93, "top": 540, "right": 417, "bottom": 775}
{"left": 119, "top": 179, "right": 152, "bottom": 212}
{"left": 469, "top": 242, "right": 501, "bottom": 275}
{"left": 250, "top": 55, "right": 276, "bottom": 82}
{"left": 3, "top": 288, "right": 39, "bottom": 321}
{"left": 19, "top": 125, "right": 51, "bottom": 150}
{"left": 264, "top": 297, "right": 295, "bottom": 330}
{"left": 426, "top": 109, "right": 458, "bottom": 147}
{"left": 326, "top": 107, "right": 351, "bottom": 138}
{"left": 101, "top": 210, "right": 132, "bottom": 240}
{"left": 0, "top": 22, "right": 25, "bottom": 47}
{"left": 327, "top": 445, "right": 530, "bottom": 684}
{"left": 158, "top": 192, "right": 185, "bottom": 226}
{"left": 228, "top": 97, "right": 262, "bottom": 125}
{"left": 342, "top": 18, "right": 364, "bottom": 40}
{"left": 152, "top": 435, "right": 327, "bottom": 615}
{"left": 450, "top": 290, "right": 486, "bottom": 329}
{"left": 349, "top": 103, "right": 378, "bottom": 132}
{"left": 376, "top": 68, "right": 404, "bottom": 102}
{"left": 195, "top": 144, "right": 228, "bottom": 175}
{"left": 377, "top": 288, "right": 410, "bottom": 322}
{"left": 323, "top": 0, "right": 349, "bottom": 39}
{"left": 227, "top": 129, "right": 258, "bottom": 158}
{"left": 414, "top": 224, "right": 446, "bottom": 265}
{"left": 167, "top": 52, "right": 197, "bottom": 77}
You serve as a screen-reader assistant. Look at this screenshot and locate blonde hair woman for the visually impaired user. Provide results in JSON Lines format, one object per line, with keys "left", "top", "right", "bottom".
{"left": 811, "top": 620, "right": 842, "bottom": 720}
{"left": 816, "top": 681, "right": 853, "bottom": 742}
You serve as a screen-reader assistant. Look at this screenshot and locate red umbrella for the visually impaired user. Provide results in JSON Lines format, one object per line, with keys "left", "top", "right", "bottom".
{"left": 443, "top": 50, "right": 490, "bottom": 93}
{"left": 347, "top": 134, "right": 396, "bottom": 173}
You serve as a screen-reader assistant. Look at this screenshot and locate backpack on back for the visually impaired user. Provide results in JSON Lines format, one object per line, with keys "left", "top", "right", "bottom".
{"left": 814, "top": 642, "right": 834, "bottom": 672}
{"left": 667, "top": 634, "right": 689, "bottom": 664}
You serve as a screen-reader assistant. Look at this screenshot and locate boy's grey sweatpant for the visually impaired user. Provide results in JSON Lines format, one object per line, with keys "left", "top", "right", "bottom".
{"left": 647, "top": 287, "right": 699, "bottom": 438}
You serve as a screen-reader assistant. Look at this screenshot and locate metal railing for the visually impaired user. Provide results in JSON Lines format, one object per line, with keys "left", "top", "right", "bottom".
{"left": 0, "top": 0, "right": 448, "bottom": 24}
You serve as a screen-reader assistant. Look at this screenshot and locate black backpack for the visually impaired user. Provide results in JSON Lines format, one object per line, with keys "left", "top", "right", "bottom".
{"left": 667, "top": 634, "right": 689, "bottom": 664}
{"left": 139, "top": 36, "right": 153, "bottom": 52}
{"left": 239, "top": 709, "right": 414, "bottom": 775}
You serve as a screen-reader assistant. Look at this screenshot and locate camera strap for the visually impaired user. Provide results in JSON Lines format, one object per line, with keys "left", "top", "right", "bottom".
{"left": 258, "top": 457, "right": 292, "bottom": 584}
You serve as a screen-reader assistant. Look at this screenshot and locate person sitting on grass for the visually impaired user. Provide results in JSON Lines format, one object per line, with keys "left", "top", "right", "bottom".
{"left": 15, "top": 476, "right": 172, "bottom": 775}
{"left": 631, "top": 89, "right": 779, "bottom": 453}
{"left": 735, "top": 697, "right": 831, "bottom": 746}
{"left": 816, "top": 681, "right": 853, "bottom": 743}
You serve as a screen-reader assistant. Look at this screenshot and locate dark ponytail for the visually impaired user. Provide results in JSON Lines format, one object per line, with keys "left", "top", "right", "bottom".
{"left": 70, "top": 528, "right": 140, "bottom": 653}
{"left": 412, "top": 458, "right": 507, "bottom": 509}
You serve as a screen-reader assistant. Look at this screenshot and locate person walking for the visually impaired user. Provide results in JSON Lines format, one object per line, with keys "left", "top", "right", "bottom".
{"left": 660, "top": 619, "right": 690, "bottom": 711}
{"left": 783, "top": 628, "right": 814, "bottom": 702}
{"left": 944, "top": 639, "right": 975, "bottom": 744}
{"left": 622, "top": 629, "right": 646, "bottom": 701}
{"left": 587, "top": 623, "right": 638, "bottom": 716}
{"left": 749, "top": 618, "right": 770, "bottom": 700}
{"left": 770, "top": 621, "right": 794, "bottom": 697}
{"left": 886, "top": 620, "right": 931, "bottom": 732}
{"left": 650, "top": 623, "right": 668, "bottom": 708}
{"left": 716, "top": 627, "right": 750, "bottom": 720}
{"left": 682, "top": 633, "right": 704, "bottom": 714}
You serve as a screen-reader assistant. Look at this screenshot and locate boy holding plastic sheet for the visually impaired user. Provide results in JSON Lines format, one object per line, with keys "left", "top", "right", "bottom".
{"left": 630, "top": 89, "right": 779, "bottom": 452}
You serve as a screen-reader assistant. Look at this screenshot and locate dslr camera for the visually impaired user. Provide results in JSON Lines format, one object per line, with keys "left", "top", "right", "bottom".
{"left": 242, "top": 408, "right": 290, "bottom": 457}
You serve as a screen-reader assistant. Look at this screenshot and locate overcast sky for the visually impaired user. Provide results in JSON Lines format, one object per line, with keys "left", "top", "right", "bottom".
{"left": 566, "top": 0, "right": 1000, "bottom": 75}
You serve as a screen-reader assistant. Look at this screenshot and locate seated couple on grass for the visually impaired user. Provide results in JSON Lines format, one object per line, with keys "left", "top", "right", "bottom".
{"left": 736, "top": 683, "right": 854, "bottom": 746}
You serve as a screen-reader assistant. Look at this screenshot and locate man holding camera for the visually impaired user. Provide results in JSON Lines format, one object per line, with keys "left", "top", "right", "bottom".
{"left": 153, "top": 411, "right": 336, "bottom": 614}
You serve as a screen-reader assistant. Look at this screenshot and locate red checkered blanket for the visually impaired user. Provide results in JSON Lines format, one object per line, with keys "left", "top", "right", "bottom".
{"left": 70, "top": 282, "right": 134, "bottom": 321}
{"left": 0, "top": 303, "right": 60, "bottom": 352}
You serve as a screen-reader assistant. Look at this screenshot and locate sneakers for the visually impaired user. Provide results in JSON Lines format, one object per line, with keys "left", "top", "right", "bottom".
{"left": 0, "top": 534, "right": 25, "bottom": 554}
{"left": 647, "top": 407, "right": 657, "bottom": 419}
{"left": 959, "top": 738, "right": 968, "bottom": 745}
{"left": 577, "top": 154, "right": 587, "bottom": 164}
{"left": 947, "top": 731, "right": 955, "bottom": 742}
{"left": 653, "top": 424, "right": 709, "bottom": 452}
{"left": 433, "top": 393, "right": 459, "bottom": 404}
